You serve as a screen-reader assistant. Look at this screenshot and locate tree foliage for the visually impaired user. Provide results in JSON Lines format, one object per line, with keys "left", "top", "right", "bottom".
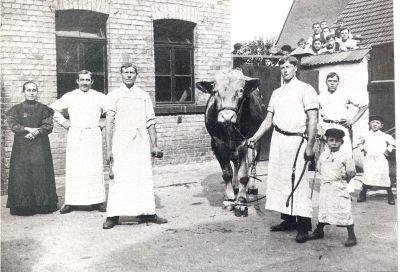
{"left": 240, "top": 36, "right": 277, "bottom": 55}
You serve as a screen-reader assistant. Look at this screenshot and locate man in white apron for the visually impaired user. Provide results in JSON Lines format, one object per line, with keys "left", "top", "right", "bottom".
{"left": 103, "top": 63, "right": 167, "bottom": 229}
{"left": 318, "top": 72, "right": 368, "bottom": 193}
{"left": 247, "top": 56, "right": 319, "bottom": 243}
{"left": 51, "top": 70, "right": 107, "bottom": 214}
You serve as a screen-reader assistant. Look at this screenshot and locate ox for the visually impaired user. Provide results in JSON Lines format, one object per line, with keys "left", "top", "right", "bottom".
{"left": 196, "top": 69, "right": 267, "bottom": 216}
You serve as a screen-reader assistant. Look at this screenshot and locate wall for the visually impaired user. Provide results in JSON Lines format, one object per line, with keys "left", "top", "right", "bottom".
{"left": 1, "top": 0, "right": 231, "bottom": 188}
{"left": 306, "top": 58, "right": 370, "bottom": 167}
{"left": 1, "top": 0, "right": 58, "bottom": 181}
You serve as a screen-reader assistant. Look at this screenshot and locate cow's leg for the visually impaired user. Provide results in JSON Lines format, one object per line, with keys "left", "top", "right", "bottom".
{"left": 211, "top": 140, "right": 235, "bottom": 202}
{"left": 237, "top": 158, "right": 249, "bottom": 202}
{"left": 234, "top": 156, "right": 249, "bottom": 217}
{"left": 232, "top": 161, "right": 239, "bottom": 195}
{"left": 220, "top": 161, "right": 235, "bottom": 211}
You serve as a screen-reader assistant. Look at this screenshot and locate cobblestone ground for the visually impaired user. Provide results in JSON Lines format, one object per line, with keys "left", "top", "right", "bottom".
{"left": 1, "top": 161, "right": 397, "bottom": 272}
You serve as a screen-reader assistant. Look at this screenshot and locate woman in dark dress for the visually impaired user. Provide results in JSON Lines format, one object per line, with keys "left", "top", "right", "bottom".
{"left": 6, "top": 81, "right": 58, "bottom": 216}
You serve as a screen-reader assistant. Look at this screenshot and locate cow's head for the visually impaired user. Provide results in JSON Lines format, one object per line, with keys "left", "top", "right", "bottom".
{"left": 196, "top": 69, "right": 259, "bottom": 124}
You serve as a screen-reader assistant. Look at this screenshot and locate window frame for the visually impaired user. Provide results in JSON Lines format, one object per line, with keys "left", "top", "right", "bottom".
{"left": 55, "top": 10, "right": 108, "bottom": 98}
{"left": 154, "top": 19, "right": 196, "bottom": 105}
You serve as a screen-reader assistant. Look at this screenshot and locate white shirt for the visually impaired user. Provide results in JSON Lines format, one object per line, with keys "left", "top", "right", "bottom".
{"left": 319, "top": 88, "right": 368, "bottom": 121}
{"left": 268, "top": 78, "right": 319, "bottom": 133}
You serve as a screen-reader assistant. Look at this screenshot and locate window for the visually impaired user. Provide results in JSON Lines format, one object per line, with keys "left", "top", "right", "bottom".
{"left": 55, "top": 10, "right": 108, "bottom": 98}
{"left": 154, "top": 19, "right": 195, "bottom": 104}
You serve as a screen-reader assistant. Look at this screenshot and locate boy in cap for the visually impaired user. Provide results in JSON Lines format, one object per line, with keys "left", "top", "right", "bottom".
{"left": 309, "top": 128, "right": 357, "bottom": 247}
{"left": 357, "top": 115, "right": 396, "bottom": 204}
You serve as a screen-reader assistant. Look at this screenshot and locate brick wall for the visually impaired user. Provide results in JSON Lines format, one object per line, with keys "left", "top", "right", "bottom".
{"left": 155, "top": 114, "right": 214, "bottom": 165}
{"left": 1, "top": 0, "right": 58, "bottom": 185}
{"left": 1, "top": 0, "right": 230, "bottom": 188}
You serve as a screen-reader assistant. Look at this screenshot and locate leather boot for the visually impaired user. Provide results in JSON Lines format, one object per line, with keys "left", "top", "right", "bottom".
{"left": 295, "top": 229, "right": 309, "bottom": 243}
{"left": 345, "top": 225, "right": 357, "bottom": 247}
{"left": 295, "top": 217, "right": 311, "bottom": 243}
{"left": 309, "top": 223, "right": 325, "bottom": 240}
{"left": 270, "top": 220, "right": 297, "bottom": 232}
{"left": 357, "top": 185, "right": 368, "bottom": 202}
{"left": 97, "top": 202, "right": 107, "bottom": 212}
{"left": 60, "top": 205, "right": 74, "bottom": 214}
{"left": 138, "top": 214, "right": 168, "bottom": 224}
{"left": 387, "top": 188, "right": 395, "bottom": 205}
{"left": 103, "top": 216, "right": 119, "bottom": 229}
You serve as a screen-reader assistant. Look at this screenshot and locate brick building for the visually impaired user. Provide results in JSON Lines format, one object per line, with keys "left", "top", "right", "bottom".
{"left": 0, "top": 0, "right": 232, "bottom": 186}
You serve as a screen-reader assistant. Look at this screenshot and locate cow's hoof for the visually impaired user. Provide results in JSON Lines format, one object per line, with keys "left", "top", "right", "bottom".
{"left": 234, "top": 205, "right": 248, "bottom": 217}
{"left": 247, "top": 188, "right": 258, "bottom": 195}
{"left": 222, "top": 200, "right": 235, "bottom": 211}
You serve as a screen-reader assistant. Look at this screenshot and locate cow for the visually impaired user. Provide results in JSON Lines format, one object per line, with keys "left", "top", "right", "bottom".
{"left": 196, "top": 69, "right": 267, "bottom": 216}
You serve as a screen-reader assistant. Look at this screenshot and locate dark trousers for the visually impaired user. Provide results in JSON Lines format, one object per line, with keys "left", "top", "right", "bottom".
{"left": 281, "top": 213, "right": 312, "bottom": 231}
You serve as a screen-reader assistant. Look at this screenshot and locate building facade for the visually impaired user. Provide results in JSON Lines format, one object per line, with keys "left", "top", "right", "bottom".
{"left": 1, "top": 0, "right": 232, "bottom": 186}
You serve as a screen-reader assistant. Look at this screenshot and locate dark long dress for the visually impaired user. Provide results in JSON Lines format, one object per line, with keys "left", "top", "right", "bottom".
{"left": 6, "top": 100, "right": 58, "bottom": 215}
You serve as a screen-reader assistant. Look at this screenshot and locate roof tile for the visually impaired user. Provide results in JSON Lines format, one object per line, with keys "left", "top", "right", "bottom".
{"left": 337, "top": 0, "right": 393, "bottom": 47}
{"left": 300, "top": 48, "right": 371, "bottom": 67}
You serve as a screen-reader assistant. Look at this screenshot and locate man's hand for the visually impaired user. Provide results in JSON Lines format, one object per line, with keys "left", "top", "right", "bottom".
{"left": 61, "top": 120, "right": 71, "bottom": 130}
{"left": 304, "top": 145, "right": 315, "bottom": 161}
{"left": 151, "top": 146, "right": 163, "bottom": 158}
{"left": 384, "top": 149, "right": 391, "bottom": 157}
{"left": 244, "top": 137, "right": 257, "bottom": 149}
{"left": 342, "top": 119, "right": 354, "bottom": 128}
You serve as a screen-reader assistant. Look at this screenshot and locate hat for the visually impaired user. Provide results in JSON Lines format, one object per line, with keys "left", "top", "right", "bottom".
{"left": 325, "top": 128, "right": 345, "bottom": 139}
{"left": 369, "top": 115, "right": 384, "bottom": 123}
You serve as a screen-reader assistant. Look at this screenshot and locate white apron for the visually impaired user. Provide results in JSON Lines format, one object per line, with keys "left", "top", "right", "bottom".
{"left": 266, "top": 130, "right": 313, "bottom": 218}
{"left": 362, "top": 131, "right": 394, "bottom": 187}
{"left": 265, "top": 78, "right": 319, "bottom": 218}
{"left": 51, "top": 90, "right": 106, "bottom": 205}
{"left": 105, "top": 85, "right": 156, "bottom": 217}
{"left": 317, "top": 150, "right": 355, "bottom": 226}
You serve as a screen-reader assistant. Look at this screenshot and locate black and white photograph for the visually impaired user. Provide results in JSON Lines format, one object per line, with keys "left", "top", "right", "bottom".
{"left": 0, "top": 0, "right": 398, "bottom": 271}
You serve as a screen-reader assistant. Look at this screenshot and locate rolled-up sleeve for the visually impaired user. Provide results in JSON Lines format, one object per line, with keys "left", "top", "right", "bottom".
{"left": 145, "top": 93, "right": 156, "bottom": 128}
{"left": 302, "top": 85, "right": 319, "bottom": 112}
{"left": 349, "top": 92, "right": 368, "bottom": 108}
{"left": 267, "top": 91, "right": 276, "bottom": 113}
{"left": 51, "top": 93, "right": 70, "bottom": 125}
{"left": 104, "top": 91, "right": 118, "bottom": 116}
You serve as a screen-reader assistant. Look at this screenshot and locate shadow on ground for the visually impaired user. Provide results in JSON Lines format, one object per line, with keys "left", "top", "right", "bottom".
{"left": 195, "top": 172, "right": 225, "bottom": 207}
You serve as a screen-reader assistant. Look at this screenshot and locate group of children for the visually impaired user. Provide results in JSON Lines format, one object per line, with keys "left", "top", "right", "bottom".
{"left": 296, "top": 19, "right": 358, "bottom": 55}
{"left": 311, "top": 115, "right": 396, "bottom": 247}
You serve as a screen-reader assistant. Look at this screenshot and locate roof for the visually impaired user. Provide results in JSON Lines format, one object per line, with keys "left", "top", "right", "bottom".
{"left": 276, "top": 0, "right": 350, "bottom": 48}
{"left": 336, "top": 0, "right": 393, "bottom": 47}
{"left": 300, "top": 48, "right": 370, "bottom": 67}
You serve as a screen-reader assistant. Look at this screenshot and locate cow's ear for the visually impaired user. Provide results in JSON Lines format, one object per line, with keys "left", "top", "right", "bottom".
{"left": 196, "top": 81, "right": 215, "bottom": 94}
{"left": 243, "top": 78, "right": 260, "bottom": 94}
